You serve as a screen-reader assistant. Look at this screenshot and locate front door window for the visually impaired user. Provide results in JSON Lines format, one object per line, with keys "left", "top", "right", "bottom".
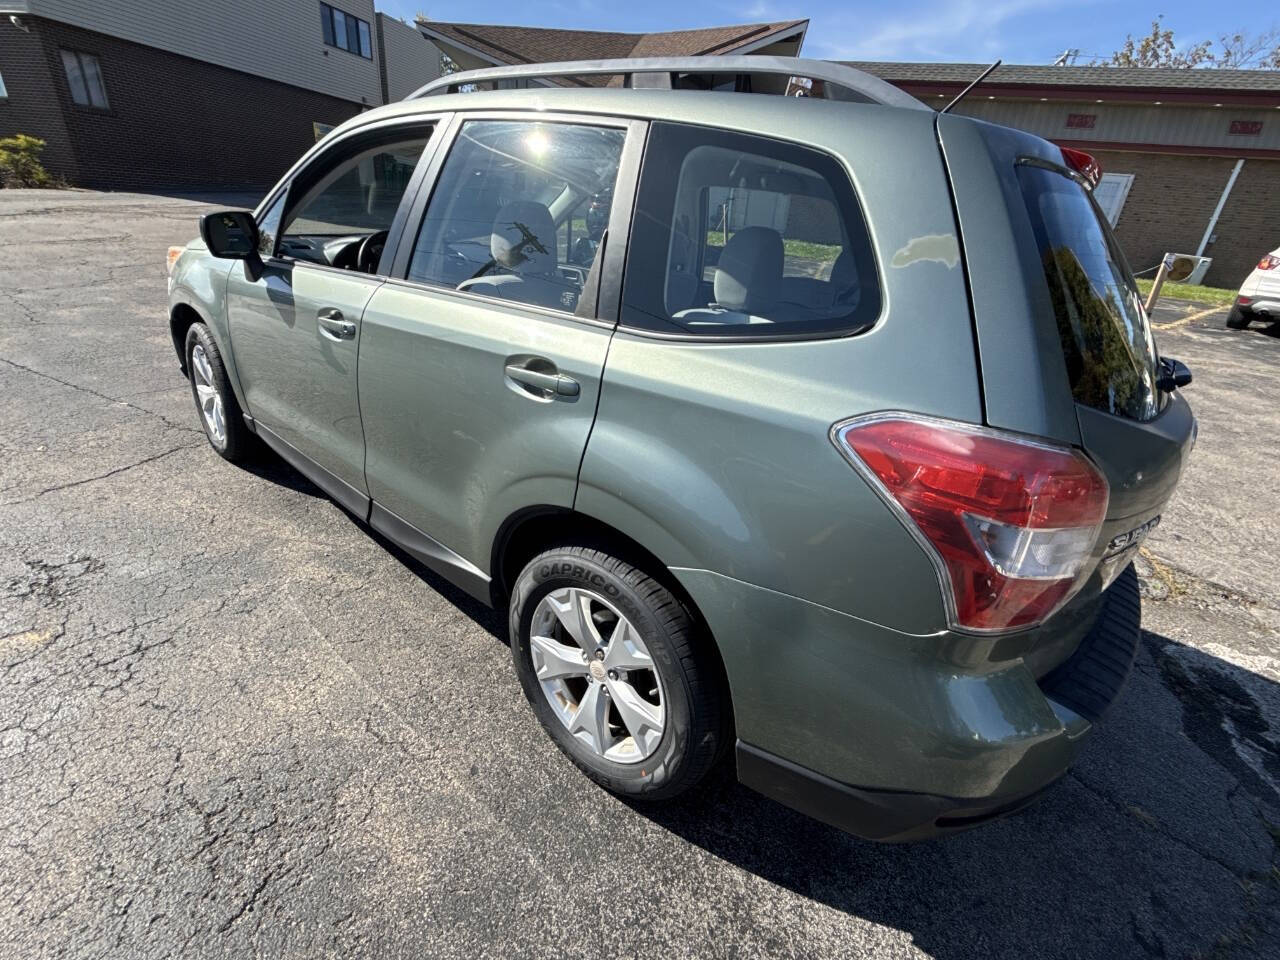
{"left": 406, "top": 120, "right": 626, "bottom": 315}
{"left": 278, "top": 136, "right": 430, "bottom": 274}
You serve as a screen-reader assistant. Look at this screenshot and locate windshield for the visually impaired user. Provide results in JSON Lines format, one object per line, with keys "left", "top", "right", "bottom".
{"left": 1018, "top": 162, "right": 1161, "bottom": 422}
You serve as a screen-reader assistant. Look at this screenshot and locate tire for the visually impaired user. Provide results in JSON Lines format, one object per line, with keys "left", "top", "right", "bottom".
{"left": 185, "top": 323, "right": 254, "bottom": 463}
{"left": 509, "top": 545, "right": 729, "bottom": 800}
{"left": 1226, "top": 306, "right": 1252, "bottom": 329}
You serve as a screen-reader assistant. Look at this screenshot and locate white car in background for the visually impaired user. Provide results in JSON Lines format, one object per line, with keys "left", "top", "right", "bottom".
{"left": 1228, "top": 247, "right": 1280, "bottom": 328}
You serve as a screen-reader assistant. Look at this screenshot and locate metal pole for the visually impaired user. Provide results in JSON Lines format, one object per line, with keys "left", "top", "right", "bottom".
{"left": 1144, "top": 256, "right": 1170, "bottom": 314}
{"left": 1196, "top": 158, "right": 1244, "bottom": 257}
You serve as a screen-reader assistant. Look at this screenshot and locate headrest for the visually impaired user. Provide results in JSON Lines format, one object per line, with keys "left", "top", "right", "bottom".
{"left": 492, "top": 201, "right": 556, "bottom": 275}
{"left": 714, "top": 227, "right": 782, "bottom": 313}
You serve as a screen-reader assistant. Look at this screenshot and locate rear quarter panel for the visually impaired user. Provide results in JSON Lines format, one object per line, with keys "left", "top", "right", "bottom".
{"left": 936, "top": 115, "right": 1081, "bottom": 446}
{"left": 578, "top": 104, "right": 980, "bottom": 634}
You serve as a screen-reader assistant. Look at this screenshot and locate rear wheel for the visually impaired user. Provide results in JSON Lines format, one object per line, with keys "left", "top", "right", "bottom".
{"left": 1226, "top": 305, "right": 1252, "bottom": 329}
{"left": 509, "top": 545, "right": 728, "bottom": 799}
{"left": 185, "top": 323, "right": 254, "bottom": 463}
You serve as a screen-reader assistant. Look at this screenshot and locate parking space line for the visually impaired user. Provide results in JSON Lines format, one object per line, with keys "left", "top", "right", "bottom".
{"left": 1152, "top": 305, "right": 1224, "bottom": 331}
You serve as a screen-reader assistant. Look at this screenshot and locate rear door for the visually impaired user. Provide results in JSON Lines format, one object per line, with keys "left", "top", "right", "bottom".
{"left": 355, "top": 113, "right": 643, "bottom": 589}
{"left": 939, "top": 117, "right": 1195, "bottom": 607}
{"left": 1015, "top": 157, "right": 1195, "bottom": 585}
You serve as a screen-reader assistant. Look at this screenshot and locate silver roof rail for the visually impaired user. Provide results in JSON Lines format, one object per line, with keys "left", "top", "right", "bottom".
{"left": 407, "top": 56, "right": 928, "bottom": 111}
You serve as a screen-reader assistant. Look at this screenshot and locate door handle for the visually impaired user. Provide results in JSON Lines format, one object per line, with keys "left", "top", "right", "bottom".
{"left": 504, "top": 360, "right": 580, "bottom": 398}
{"left": 317, "top": 307, "right": 357, "bottom": 341}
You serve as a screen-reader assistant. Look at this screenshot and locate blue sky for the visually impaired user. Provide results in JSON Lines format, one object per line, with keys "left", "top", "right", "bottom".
{"left": 379, "top": 1, "right": 1265, "bottom": 64}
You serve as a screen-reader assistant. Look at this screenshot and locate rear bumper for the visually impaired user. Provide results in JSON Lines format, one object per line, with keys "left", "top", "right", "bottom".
{"left": 1238, "top": 298, "right": 1280, "bottom": 317}
{"left": 691, "top": 565, "right": 1142, "bottom": 842}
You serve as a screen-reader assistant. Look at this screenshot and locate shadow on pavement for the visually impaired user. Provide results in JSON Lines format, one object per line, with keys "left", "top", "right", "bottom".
{"left": 626, "top": 629, "right": 1280, "bottom": 959}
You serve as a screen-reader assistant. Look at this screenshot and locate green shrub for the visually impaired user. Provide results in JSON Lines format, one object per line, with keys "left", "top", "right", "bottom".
{"left": 0, "top": 134, "right": 59, "bottom": 188}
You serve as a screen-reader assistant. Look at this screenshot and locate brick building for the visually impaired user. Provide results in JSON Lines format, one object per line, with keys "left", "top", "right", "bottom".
{"left": 0, "top": 1, "right": 440, "bottom": 190}
{"left": 851, "top": 61, "right": 1280, "bottom": 288}
{"left": 415, "top": 18, "right": 809, "bottom": 82}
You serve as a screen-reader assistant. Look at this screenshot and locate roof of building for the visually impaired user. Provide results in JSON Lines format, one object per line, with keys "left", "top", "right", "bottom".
{"left": 418, "top": 19, "right": 809, "bottom": 85}
{"left": 846, "top": 61, "right": 1280, "bottom": 98}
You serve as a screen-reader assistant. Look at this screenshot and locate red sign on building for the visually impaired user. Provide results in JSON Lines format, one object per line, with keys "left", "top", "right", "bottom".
{"left": 1229, "top": 120, "right": 1263, "bottom": 136}
{"left": 1065, "top": 113, "right": 1097, "bottom": 129}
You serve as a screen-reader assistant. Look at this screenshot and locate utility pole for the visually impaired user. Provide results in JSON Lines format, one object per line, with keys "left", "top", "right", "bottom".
{"left": 1052, "top": 49, "right": 1079, "bottom": 66}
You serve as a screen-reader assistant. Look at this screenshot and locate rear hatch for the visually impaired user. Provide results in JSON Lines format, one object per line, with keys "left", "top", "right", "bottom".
{"left": 938, "top": 115, "right": 1196, "bottom": 670}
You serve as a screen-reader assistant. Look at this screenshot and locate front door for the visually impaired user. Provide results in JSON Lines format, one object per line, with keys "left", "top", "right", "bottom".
{"left": 357, "top": 116, "right": 640, "bottom": 587}
{"left": 227, "top": 127, "right": 435, "bottom": 512}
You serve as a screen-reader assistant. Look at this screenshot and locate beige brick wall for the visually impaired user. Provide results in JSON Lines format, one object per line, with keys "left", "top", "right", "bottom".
{"left": 1094, "top": 149, "right": 1280, "bottom": 289}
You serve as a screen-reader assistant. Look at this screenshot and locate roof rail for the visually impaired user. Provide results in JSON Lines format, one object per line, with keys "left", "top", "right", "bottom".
{"left": 407, "top": 56, "right": 929, "bottom": 111}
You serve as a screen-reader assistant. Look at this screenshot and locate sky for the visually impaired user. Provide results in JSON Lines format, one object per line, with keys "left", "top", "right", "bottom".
{"left": 378, "top": 1, "right": 1267, "bottom": 65}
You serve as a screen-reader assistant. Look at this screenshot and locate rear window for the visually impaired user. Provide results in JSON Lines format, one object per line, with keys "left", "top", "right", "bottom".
{"left": 1017, "top": 161, "right": 1161, "bottom": 422}
{"left": 621, "top": 122, "right": 880, "bottom": 339}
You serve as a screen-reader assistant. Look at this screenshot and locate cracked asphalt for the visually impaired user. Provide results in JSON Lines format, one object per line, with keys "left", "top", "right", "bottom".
{"left": 1, "top": 188, "right": 1278, "bottom": 959}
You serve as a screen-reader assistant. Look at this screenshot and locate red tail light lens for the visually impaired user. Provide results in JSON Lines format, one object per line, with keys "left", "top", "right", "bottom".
{"left": 1060, "top": 147, "right": 1101, "bottom": 188}
{"left": 833, "top": 415, "right": 1109, "bottom": 633}
{"left": 1257, "top": 254, "right": 1280, "bottom": 270}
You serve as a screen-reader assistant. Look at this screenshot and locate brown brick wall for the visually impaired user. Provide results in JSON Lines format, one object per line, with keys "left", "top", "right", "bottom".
{"left": 0, "top": 18, "right": 79, "bottom": 182}
{"left": 1093, "top": 148, "right": 1280, "bottom": 289}
{"left": 0, "top": 17, "right": 363, "bottom": 191}
{"left": 1201, "top": 158, "right": 1280, "bottom": 288}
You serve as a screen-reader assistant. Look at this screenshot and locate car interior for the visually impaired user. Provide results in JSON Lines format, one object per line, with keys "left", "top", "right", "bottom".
{"left": 663, "top": 144, "right": 863, "bottom": 328}
{"left": 406, "top": 121, "right": 626, "bottom": 316}
{"left": 276, "top": 138, "right": 430, "bottom": 275}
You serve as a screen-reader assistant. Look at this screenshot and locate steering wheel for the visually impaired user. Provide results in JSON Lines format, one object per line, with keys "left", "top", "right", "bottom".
{"left": 355, "top": 230, "right": 390, "bottom": 274}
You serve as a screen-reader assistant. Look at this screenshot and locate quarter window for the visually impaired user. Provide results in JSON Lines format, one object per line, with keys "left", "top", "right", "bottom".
{"left": 320, "top": 3, "right": 373, "bottom": 59}
{"left": 60, "top": 50, "right": 109, "bottom": 109}
{"left": 622, "top": 122, "right": 880, "bottom": 338}
{"left": 406, "top": 120, "right": 626, "bottom": 316}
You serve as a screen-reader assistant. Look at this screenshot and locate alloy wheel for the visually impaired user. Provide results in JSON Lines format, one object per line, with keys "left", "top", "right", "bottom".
{"left": 190, "top": 343, "right": 226, "bottom": 445}
{"left": 529, "top": 586, "right": 666, "bottom": 763}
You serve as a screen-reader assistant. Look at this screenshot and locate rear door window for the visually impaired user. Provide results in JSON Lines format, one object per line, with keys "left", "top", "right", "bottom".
{"left": 1018, "top": 161, "right": 1161, "bottom": 422}
{"left": 621, "top": 122, "right": 880, "bottom": 339}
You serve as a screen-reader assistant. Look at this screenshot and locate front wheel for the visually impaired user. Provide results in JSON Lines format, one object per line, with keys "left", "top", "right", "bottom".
{"left": 509, "top": 545, "right": 729, "bottom": 800}
{"left": 185, "top": 323, "right": 255, "bottom": 463}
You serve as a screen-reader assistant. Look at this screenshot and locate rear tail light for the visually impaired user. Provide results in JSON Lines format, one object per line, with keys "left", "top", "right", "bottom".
{"left": 833, "top": 415, "right": 1109, "bottom": 634}
{"left": 1060, "top": 147, "right": 1101, "bottom": 188}
{"left": 1238, "top": 295, "right": 1253, "bottom": 305}
{"left": 1257, "top": 254, "right": 1280, "bottom": 270}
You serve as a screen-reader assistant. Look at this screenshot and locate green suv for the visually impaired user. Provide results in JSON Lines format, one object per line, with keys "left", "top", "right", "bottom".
{"left": 166, "top": 58, "right": 1195, "bottom": 841}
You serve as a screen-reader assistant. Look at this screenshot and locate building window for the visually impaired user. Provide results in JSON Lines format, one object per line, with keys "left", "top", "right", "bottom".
{"left": 1092, "top": 173, "right": 1135, "bottom": 227}
{"left": 320, "top": 3, "right": 372, "bottom": 59}
{"left": 60, "top": 50, "right": 109, "bottom": 109}
{"left": 0, "top": 71, "right": 8, "bottom": 99}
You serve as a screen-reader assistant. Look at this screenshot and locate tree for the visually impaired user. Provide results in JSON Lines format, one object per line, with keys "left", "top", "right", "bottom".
{"left": 1103, "top": 17, "right": 1212, "bottom": 68}
{"left": 1099, "top": 16, "right": 1280, "bottom": 69}
{"left": 1216, "top": 29, "right": 1280, "bottom": 69}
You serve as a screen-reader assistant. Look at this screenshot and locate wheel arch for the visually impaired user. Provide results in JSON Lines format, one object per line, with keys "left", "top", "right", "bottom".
{"left": 169, "top": 301, "right": 206, "bottom": 375}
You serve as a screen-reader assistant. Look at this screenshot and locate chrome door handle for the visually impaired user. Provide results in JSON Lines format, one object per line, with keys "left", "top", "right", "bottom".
{"left": 504, "top": 360, "right": 580, "bottom": 398}
{"left": 317, "top": 308, "right": 357, "bottom": 341}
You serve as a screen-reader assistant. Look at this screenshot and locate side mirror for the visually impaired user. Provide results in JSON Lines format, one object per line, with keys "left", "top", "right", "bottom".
{"left": 1156, "top": 357, "right": 1192, "bottom": 392}
{"left": 199, "top": 210, "right": 263, "bottom": 281}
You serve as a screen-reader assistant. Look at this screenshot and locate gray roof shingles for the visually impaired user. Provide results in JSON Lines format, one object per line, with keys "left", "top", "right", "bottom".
{"left": 844, "top": 60, "right": 1280, "bottom": 93}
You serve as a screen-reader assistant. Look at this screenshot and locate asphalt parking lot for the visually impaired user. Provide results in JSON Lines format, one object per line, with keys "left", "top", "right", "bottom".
{"left": 1, "top": 188, "right": 1278, "bottom": 960}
